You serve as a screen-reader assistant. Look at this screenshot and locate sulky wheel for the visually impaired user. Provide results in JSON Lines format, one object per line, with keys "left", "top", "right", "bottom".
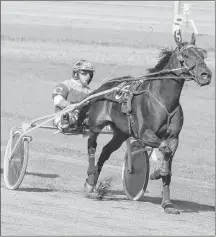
{"left": 122, "top": 140, "right": 150, "bottom": 201}
{"left": 4, "top": 127, "right": 32, "bottom": 190}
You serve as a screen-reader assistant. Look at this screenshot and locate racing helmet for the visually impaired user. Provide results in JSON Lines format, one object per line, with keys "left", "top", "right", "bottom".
{"left": 72, "top": 60, "right": 95, "bottom": 84}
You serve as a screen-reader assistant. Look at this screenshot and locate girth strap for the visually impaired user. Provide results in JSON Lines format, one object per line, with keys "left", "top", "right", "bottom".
{"left": 148, "top": 90, "right": 180, "bottom": 128}
{"left": 166, "top": 105, "right": 180, "bottom": 127}
{"left": 124, "top": 80, "right": 149, "bottom": 114}
{"left": 126, "top": 81, "right": 150, "bottom": 138}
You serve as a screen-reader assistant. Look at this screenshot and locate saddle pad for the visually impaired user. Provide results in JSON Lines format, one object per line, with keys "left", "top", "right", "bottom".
{"left": 104, "top": 80, "right": 140, "bottom": 103}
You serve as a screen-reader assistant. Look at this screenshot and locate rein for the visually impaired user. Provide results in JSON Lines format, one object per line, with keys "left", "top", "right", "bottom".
{"left": 105, "top": 65, "right": 194, "bottom": 139}
{"left": 105, "top": 44, "right": 205, "bottom": 86}
{"left": 106, "top": 69, "right": 194, "bottom": 85}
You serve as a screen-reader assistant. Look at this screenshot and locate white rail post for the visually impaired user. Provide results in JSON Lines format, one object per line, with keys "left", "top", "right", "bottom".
{"left": 183, "top": 3, "right": 199, "bottom": 35}
{"left": 189, "top": 20, "right": 199, "bottom": 35}
{"left": 183, "top": 3, "right": 190, "bottom": 27}
{"left": 172, "top": 1, "right": 182, "bottom": 35}
{"left": 173, "top": 1, "right": 181, "bottom": 18}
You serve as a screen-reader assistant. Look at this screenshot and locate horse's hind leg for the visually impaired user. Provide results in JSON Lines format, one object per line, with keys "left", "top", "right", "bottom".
{"left": 95, "top": 128, "right": 128, "bottom": 184}
{"left": 84, "top": 100, "right": 112, "bottom": 194}
{"left": 84, "top": 131, "right": 99, "bottom": 193}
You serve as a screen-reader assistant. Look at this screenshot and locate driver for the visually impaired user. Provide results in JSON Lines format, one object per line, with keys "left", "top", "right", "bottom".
{"left": 52, "top": 59, "right": 94, "bottom": 133}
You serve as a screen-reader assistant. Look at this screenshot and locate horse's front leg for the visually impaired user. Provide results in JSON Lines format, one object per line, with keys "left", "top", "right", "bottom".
{"left": 140, "top": 129, "right": 180, "bottom": 214}
{"left": 84, "top": 132, "right": 99, "bottom": 193}
{"left": 149, "top": 138, "right": 173, "bottom": 180}
{"left": 160, "top": 137, "right": 180, "bottom": 214}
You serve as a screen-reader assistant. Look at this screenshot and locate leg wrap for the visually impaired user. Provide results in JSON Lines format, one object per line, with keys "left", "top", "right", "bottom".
{"left": 87, "top": 158, "right": 96, "bottom": 175}
{"left": 162, "top": 175, "right": 171, "bottom": 186}
{"left": 87, "top": 148, "right": 96, "bottom": 175}
{"left": 88, "top": 148, "right": 96, "bottom": 158}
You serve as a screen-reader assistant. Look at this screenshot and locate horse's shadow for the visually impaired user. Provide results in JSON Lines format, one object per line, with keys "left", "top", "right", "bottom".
{"left": 16, "top": 187, "right": 56, "bottom": 192}
{"left": 26, "top": 171, "right": 59, "bottom": 179}
{"left": 104, "top": 189, "right": 215, "bottom": 213}
{"left": 18, "top": 172, "right": 59, "bottom": 192}
{"left": 1, "top": 168, "right": 59, "bottom": 179}
{"left": 1, "top": 168, "right": 59, "bottom": 192}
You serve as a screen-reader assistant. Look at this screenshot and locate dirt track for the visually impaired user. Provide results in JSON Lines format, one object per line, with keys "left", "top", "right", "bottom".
{"left": 1, "top": 2, "right": 215, "bottom": 235}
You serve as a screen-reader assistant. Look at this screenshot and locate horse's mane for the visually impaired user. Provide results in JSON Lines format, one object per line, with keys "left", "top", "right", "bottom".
{"left": 147, "top": 47, "right": 173, "bottom": 73}
{"left": 88, "top": 42, "right": 191, "bottom": 97}
{"left": 146, "top": 42, "right": 189, "bottom": 73}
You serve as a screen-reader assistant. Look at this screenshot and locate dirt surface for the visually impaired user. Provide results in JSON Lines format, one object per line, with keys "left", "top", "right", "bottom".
{"left": 1, "top": 2, "right": 215, "bottom": 236}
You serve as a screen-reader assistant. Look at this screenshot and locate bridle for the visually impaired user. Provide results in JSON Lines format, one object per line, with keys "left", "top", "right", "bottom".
{"left": 107, "top": 44, "right": 207, "bottom": 85}
{"left": 176, "top": 44, "right": 206, "bottom": 83}
{"left": 148, "top": 44, "right": 204, "bottom": 82}
{"left": 121, "top": 44, "right": 205, "bottom": 138}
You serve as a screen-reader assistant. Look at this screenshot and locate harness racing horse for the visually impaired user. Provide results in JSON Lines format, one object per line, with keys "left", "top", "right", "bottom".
{"left": 79, "top": 30, "right": 212, "bottom": 214}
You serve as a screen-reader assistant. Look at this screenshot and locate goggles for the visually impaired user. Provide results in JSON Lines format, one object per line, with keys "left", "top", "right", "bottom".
{"left": 79, "top": 70, "right": 92, "bottom": 75}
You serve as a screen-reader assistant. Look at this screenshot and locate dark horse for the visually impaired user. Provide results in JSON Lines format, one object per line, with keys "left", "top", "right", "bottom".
{"left": 78, "top": 30, "right": 212, "bottom": 214}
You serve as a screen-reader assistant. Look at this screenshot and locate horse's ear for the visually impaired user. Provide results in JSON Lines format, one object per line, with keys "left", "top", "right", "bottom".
{"left": 174, "top": 29, "right": 182, "bottom": 48}
{"left": 190, "top": 32, "right": 196, "bottom": 45}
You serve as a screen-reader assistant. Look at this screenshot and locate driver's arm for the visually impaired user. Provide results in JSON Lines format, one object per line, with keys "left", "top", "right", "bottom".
{"left": 52, "top": 83, "right": 70, "bottom": 109}
{"left": 53, "top": 95, "right": 70, "bottom": 108}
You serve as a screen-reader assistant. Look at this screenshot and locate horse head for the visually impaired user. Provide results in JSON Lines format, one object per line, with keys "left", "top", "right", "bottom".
{"left": 174, "top": 30, "right": 212, "bottom": 86}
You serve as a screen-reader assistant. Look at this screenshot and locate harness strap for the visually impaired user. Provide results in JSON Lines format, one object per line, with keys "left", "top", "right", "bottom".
{"left": 148, "top": 90, "right": 180, "bottom": 127}
{"left": 127, "top": 114, "right": 139, "bottom": 139}
{"left": 126, "top": 80, "right": 180, "bottom": 138}
{"left": 126, "top": 81, "right": 151, "bottom": 139}
{"left": 148, "top": 91, "right": 169, "bottom": 114}
{"left": 125, "top": 81, "right": 143, "bottom": 113}
{"left": 166, "top": 105, "right": 180, "bottom": 127}
{"left": 133, "top": 81, "right": 151, "bottom": 95}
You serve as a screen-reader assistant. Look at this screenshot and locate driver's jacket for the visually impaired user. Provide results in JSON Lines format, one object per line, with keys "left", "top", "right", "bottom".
{"left": 52, "top": 78, "right": 91, "bottom": 112}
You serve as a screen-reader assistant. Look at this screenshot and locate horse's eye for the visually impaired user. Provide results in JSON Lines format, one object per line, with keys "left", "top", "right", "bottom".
{"left": 184, "top": 54, "right": 188, "bottom": 59}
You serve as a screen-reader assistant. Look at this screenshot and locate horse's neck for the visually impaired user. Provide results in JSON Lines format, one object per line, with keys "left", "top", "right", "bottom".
{"left": 150, "top": 63, "right": 185, "bottom": 112}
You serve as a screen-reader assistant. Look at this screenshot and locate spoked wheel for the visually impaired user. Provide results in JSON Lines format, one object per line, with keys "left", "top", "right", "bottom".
{"left": 4, "top": 127, "right": 32, "bottom": 190}
{"left": 122, "top": 140, "right": 151, "bottom": 201}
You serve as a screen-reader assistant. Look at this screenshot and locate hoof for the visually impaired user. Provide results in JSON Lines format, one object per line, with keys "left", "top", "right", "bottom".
{"left": 162, "top": 201, "right": 180, "bottom": 214}
{"left": 86, "top": 173, "right": 96, "bottom": 186}
{"left": 164, "top": 207, "right": 180, "bottom": 214}
{"left": 84, "top": 181, "right": 94, "bottom": 193}
{"left": 84, "top": 182, "right": 102, "bottom": 200}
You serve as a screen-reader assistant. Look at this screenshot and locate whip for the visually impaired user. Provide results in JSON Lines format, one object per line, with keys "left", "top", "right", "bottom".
{"left": 91, "top": 25, "right": 154, "bottom": 93}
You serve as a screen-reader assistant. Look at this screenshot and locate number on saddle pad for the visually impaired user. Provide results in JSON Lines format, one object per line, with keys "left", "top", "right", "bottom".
{"left": 104, "top": 81, "right": 135, "bottom": 103}
{"left": 115, "top": 84, "right": 130, "bottom": 100}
